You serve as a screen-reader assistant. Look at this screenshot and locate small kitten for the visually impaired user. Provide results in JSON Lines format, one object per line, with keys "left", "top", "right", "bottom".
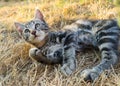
{"left": 15, "top": 9, "right": 120, "bottom": 82}
{"left": 15, "top": 9, "right": 49, "bottom": 47}
{"left": 15, "top": 9, "right": 66, "bottom": 64}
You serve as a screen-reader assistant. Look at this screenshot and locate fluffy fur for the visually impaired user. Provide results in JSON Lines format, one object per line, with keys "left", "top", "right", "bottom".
{"left": 15, "top": 9, "right": 120, "bottom": 82}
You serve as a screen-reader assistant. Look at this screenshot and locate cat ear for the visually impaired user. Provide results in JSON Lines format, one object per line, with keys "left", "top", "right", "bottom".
{"left": 34, "top": 9, "right": 44, "bottom": 20}
{"left": 14, "top": 22, "right": 24, "bottom": 34}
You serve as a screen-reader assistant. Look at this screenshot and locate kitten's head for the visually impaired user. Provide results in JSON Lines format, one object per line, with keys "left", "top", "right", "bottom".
{"left": 14, "top": 9, "right": 49, "bottom": 45}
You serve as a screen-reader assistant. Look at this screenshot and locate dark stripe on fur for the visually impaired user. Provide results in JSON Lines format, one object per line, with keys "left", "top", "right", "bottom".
{"left": 101, "top": 47, "right": 111, "bottom": 52}
{"left": 98, "top": 37, "right": 117, "bottom": 45}
{"left": 96, "top": 31, "right": 118, "bottom": 40}
{"left": 95, "top": 20, "right": 118, "bottom": 33}
{"left": 63, "top": 33, "right": 77, "bottom": 46}
{"left": 75, "top": 23, "right": 92, "bottom": 30}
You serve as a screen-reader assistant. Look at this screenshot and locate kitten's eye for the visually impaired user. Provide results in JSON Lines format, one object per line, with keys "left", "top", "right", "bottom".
{"left": 35, "top": 23, "right": 40, "bottom": 30}
{"left": 35, "top": 23, "right": 40, "bottom": 27}
{"left": 24, "top": 29, "right": 30, "bottom": 33}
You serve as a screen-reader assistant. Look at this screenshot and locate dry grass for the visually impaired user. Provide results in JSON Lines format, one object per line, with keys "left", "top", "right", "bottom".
{"left": 0, "top": 0, "right": 120, "bottom": 86}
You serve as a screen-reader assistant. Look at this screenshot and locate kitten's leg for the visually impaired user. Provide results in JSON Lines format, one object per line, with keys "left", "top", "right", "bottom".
{"left": 81, "top": 26, "right": 120, "bottom": 82}
{"left": 61, "top": 46, "right": 77, "bottom": 76}
{"left": 81, "top": 50, "right": 119, "bottom": 82}
{"left": 60, "top": 33, "right": 77, "bottom": 75}
{"left": 29, "top": 48, "right": 54, "bottom": 64}
{"left": 29, "top": 48, "right": 63, "bottom": 64}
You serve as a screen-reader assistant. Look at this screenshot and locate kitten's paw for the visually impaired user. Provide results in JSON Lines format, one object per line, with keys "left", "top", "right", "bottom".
{"left": 80, "top": 69, "right": 99, "bottom": 82}
{"left": 61, "top": 63, "right": 76, "bottom": 76}
{"left": 29, "top": 48, "right": 39, "bottom": 57}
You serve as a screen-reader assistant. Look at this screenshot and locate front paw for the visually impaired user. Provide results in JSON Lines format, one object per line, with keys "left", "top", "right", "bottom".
{"left": 80, "top": 69, "right": 100, "bottom": 82}
{"left": 29, "top": 48, "right": 37, "bottom": 57}
{"left": 61, "top": 61, "right": 76, "bottom": 76}
{"left": 29, "top": 48, "right": 39, "bottom": 58}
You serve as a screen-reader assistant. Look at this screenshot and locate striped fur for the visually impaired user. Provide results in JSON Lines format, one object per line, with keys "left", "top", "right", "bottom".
{"left": 15, "top": 9, "right": 120, "bottom": 82}
{"left": 61, "top": 19, "right": 120, "bottom": 82}
{"left": 79, "top": 19, "right": 120, "bottom": 82}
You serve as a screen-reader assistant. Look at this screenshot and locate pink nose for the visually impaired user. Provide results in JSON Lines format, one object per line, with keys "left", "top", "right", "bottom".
{"left": 31, "top": 30, "right": 36, "bottom": 35}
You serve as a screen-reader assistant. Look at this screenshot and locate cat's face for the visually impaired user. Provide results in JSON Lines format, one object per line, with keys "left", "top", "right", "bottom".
{"left": 14, "top": 9, "right": 49, "bottom": 44}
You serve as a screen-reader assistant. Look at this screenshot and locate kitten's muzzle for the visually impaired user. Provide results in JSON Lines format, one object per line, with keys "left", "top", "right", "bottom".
{"left": 31, "top": 30, "right": 36, "bottom": 35}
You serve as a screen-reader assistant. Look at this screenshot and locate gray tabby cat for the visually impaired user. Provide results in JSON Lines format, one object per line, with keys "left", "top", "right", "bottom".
{"left": 15, "top": 9, "right": 65, "bottom": 64}
{"left": 15, "top": 9, "right": 120, "bottom": 82}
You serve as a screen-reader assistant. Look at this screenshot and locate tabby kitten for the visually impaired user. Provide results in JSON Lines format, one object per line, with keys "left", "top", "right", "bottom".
{"left": 15, "top": 9, "right": 65, "bottom": 64}
{"left": 15, "top": 9, "right": 120, "bottom": 82}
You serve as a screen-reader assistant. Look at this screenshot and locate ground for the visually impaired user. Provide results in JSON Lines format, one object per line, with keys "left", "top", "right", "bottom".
{"left": 0, "top": 0, "right": 120, "bottom": 86}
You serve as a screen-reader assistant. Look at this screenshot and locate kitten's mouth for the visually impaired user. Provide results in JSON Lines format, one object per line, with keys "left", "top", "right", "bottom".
{"left": 33, "top": 34, "right": 39, "bottom": 39}
{"left": 31, "top": 32, "right": 38, "bottom": 38}
{"left": 31, "top": 30, "right": 38, "bottom": 38}
{"left": 34, "top": 34, "right": 38, "bottom": 38}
